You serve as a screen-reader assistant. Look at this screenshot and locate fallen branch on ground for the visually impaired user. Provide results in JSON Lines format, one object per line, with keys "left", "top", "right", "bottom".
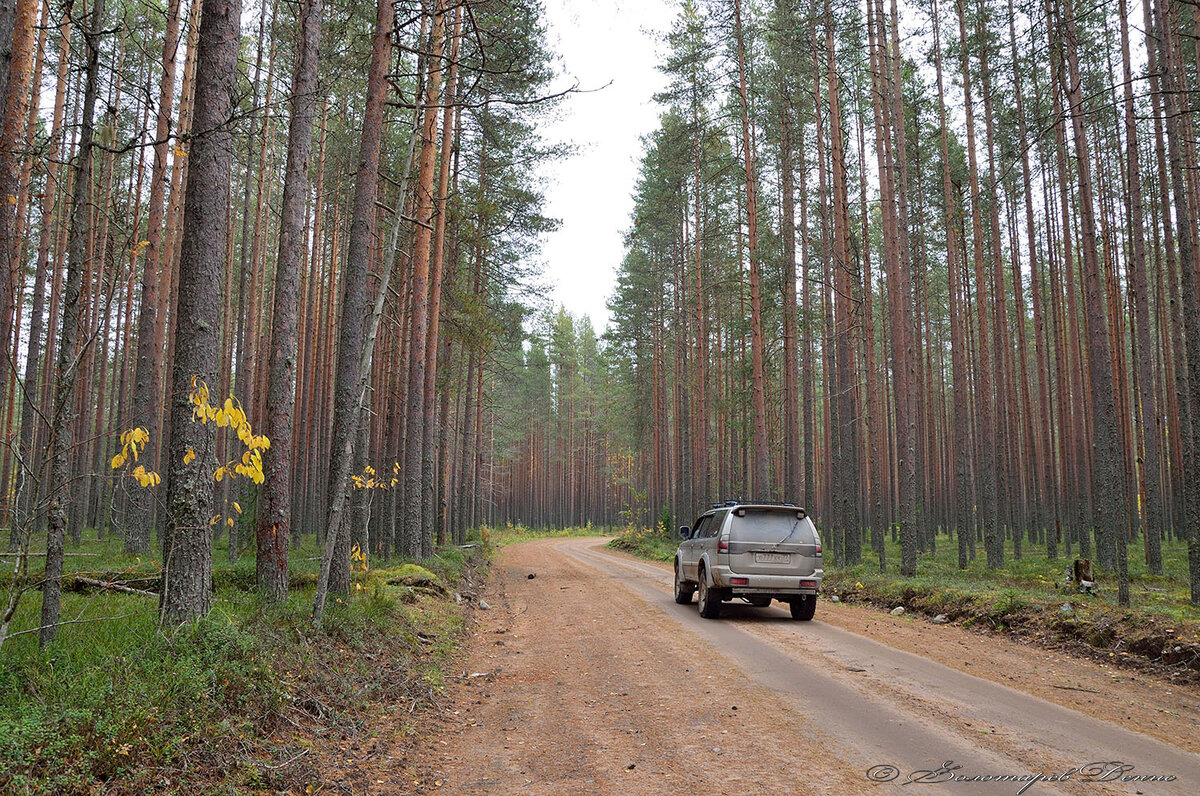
{"left": 75, "top": 576, "right": 159, "bottom": 598}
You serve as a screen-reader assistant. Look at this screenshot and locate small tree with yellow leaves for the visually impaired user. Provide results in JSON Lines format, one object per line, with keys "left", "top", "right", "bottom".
{"left": 112, "top": 378, "right": 269, "bottom": 544}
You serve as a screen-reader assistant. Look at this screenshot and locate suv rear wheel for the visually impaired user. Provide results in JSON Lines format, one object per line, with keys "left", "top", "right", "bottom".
{"left": 673, "top": 561, "right": 695, "bottom": 604}
{"left": 789, "top": 594, "right": 816, "bottom": 621}
{"left": 697, "top": 566, "right": 722, "bottom": 618}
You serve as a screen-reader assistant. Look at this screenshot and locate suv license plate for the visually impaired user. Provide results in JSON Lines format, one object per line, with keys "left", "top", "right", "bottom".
{"left": 755, "top": 552, "right": 790, "bottom": 564}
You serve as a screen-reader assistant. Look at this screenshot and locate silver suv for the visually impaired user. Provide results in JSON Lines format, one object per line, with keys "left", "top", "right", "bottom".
{"left": 673, "top": 501, "right": 822, "bottom": 620}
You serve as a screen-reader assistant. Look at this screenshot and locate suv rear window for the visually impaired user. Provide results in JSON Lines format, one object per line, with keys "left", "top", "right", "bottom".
{"left": 729, "top": 509, "right": 808, "bottom": 543}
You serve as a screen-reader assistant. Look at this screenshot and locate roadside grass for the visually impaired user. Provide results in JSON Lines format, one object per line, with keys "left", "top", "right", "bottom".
{"left": 608, "top": 525, "right": 1200, "bottom": 679}
{"left": 827, "top": 534, "right": 1199, "bottom": 620}
{"left": 0, "top": 530, "right": 489, "bottom": 794}
{"left": 483, "top": 521, "right": 615, "bottom": 547}
{"left": 606, "top": 525, "right": 676, "bottom": 562}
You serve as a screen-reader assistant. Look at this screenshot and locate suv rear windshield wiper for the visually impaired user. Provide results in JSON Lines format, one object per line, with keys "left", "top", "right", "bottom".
{"left": 774, "top": 517, "right": 801, "bottom": 546}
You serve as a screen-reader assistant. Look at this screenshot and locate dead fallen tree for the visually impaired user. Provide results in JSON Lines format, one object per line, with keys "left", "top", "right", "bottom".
{"left": 72, "top": 576, "right": 159, "bottom": 598}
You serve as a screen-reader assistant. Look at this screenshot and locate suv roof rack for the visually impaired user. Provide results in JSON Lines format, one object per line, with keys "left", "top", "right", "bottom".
{"left": 713, "top": 499, "right": 799, "bottom": 508}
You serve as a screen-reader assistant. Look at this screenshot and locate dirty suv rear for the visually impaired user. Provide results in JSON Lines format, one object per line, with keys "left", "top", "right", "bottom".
{"left": 673, "top": 501, "right": 822, "bottom": 620}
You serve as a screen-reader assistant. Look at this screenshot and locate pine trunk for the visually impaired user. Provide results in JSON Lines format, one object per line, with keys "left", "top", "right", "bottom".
{"left": 161, "top": 0, "right": 242, "bottom": 625}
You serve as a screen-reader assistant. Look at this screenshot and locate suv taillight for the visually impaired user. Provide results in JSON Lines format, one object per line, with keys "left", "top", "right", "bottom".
{"left": 815, "top": 544, "right": 822, "bottom": 555}
{"left": 719, "top": 539, "right": 728, "bottom": 552}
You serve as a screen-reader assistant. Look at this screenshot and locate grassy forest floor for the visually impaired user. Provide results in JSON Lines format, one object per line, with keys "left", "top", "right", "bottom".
{"left": 0, "top": 527, "right": 514, "bottom": 795}
{"left": 610, "top": 525, "right": 1200, "bottom": 683}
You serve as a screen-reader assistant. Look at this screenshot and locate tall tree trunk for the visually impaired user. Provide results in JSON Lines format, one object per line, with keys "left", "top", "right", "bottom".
{"left": 935, "top": 0, "right": 970, "bottom": 568}
{"left": 161, "top": 0, "right": 242, "bottom": 625}
{"left": 325, "top": 0, "right": 393, "bottom": 592}
{"left": 872, "top": 0, "right": 918, "bottom": 575}
{"left": 40, "top": 0, "right": 106, "bottom": 647}
{"left": 125, "top": 0, "right": 182, "bottom": 553}
{"left": 257, "top": 0, "right": 322, "bottom": 600}
{"left": 1007, "top": 0, "right": 1057, "bottom": 558}
{"left": 0, "top": 0, "right": 35, "bottom": 375}
{"left": 975, "top": 0, "right": 1012, "bottom": 558}
{"left": 404, "top": 0, "right": 446, "bottom": 556}
{"left": 1119, "top": 0, "right": 1163, "bottom": 574}
{"left": 777, "top": 68, "right": 801, "bottom": 503}
{"left": 421, "top": 3, "right": 460, "bottom": 556}
{"left": 14, "top": 9, "right": 70, "bottom": 538}
{"left": 733, "top": 0, "right": 770, "bottom": 497}
{"left": 826, "top": 0, "right": 858, "bottom": 561}
{"left": 1155, "top": 0, "right": 1200, "bottom": 604}
{"left": 956, "top": 0, "right": 999, "bottom": 567}
{"left": 1055, "top": 0, "right": 1128, "bottom": 604}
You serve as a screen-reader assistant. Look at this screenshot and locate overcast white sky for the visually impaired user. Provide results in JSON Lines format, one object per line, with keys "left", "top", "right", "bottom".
{"left": 537, "top": 0, "right": 679, "bottom": 332}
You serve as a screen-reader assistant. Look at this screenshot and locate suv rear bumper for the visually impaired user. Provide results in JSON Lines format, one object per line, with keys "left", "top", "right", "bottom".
{"left": 710, "top": 566, "right": 822, "bottom": 594}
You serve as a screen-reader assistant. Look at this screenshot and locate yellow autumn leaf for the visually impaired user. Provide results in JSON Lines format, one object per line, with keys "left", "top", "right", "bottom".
{"left": 214, "top": 466, "right": 225, "bottom": 482}
{"left": 233, "top": 501, "right": 242, "bottom": 515}
{"left": 184, "top": 447, "right": 196, "bottom": 465}
{"left": 226, "top": 517, "right": 234, "bottom": 528}
{"left": 111, "top": 452, "right": 126, "bottom": 469}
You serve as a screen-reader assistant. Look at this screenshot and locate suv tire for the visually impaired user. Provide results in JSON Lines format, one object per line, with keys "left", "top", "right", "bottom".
{"left": 790, "top": 594, "right": 816, "bottom": 621}
{"left": 673, "top": 561, "right": 695, "bottom": 604}
{"left": 697, "top": 566, "right": 722, "bottom": 619}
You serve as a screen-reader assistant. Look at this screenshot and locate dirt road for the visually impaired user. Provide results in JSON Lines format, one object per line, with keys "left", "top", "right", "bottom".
{"left": 405, "top": 539, "right": 1200, "bottom": 795}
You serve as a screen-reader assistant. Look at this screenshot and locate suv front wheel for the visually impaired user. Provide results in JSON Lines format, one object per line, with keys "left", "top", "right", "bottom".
{"left": 673, "top": 561, "right": 695, "bottom": 604}
{"left": 697, "top": 567, "right": 722, "bottom": 618}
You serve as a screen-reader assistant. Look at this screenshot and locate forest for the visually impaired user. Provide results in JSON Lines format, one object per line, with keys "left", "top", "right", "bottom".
{"left": 0, "top": 0, "right": 564, "bottom": 647}
{"left": 495, "top": 0, "right": 1200, "bottom": 609}
{"left": 1, "top": 0, "right": 1200, "bottom": 658}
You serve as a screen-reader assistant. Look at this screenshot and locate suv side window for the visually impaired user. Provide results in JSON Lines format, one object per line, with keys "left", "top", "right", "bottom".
{"left": 690, "top": 516, "right": 708, "bottom": 538}
{"left": 705, "top": 510, "right": 729, "bottom": 538}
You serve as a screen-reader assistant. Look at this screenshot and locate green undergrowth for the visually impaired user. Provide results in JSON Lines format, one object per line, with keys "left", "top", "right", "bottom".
{"left": 609, "top": 525, "right": 1200, "bottom": 680}
{"left": 0, "top": 532, "right": 491, "bottom": 794}
{"left": 482, "top": 521, "right": 615, "bottom": 547}
{"left": 606, "top": 525, "right": 677, "bottom": 562}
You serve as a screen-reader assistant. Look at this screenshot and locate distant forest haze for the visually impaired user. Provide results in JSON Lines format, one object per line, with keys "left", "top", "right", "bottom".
{"left": 2, "top": 0, "right": 1200, "bottom": 645}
